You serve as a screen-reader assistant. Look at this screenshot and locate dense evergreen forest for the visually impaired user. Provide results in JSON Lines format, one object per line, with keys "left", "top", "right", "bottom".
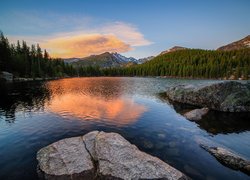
{"left": 1, "top": 31, "right": 250, "bottom": 79}
{"left": 104, "top": 49, "right": 250, "bottom": 79}
{"left": 74, "top": 49, "right": 250, "bottom": 79}
{"left": 0, "top": 32, "right": 76, "bottom": 78}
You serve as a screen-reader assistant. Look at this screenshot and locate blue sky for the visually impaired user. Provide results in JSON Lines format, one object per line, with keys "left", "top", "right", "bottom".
{"left": 1, "top": 0, "right": 250, "bottom": 58}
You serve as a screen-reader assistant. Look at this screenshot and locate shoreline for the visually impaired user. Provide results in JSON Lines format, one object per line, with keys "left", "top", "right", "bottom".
{"left": 1, "top": 75, "right": 249, "bottom": 83}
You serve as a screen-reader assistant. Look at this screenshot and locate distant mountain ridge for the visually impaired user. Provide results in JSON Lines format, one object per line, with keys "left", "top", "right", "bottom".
{"left": 217, "top": 35, "right": 250, "bottom": 51}
{"left": 64, "top": 35, "right": 250, "bottom": 68}
{"left": 65, "top": 52, "right": 138, "bottom": 68}
{"left": 160, "top": 46, "right": 187, "bottom": 55}
{"left": 64, "top": 52, "right": 155, "bottom": 68}
{"left": 137, "top": 56, "right": 155, "bottom": 64}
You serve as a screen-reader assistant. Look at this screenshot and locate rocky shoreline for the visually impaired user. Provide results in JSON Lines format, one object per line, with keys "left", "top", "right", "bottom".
{"left": 165, "top": 80, "right": 250, "bottom": 176}
{"left": 165, "top": 81, "right": 250, "bottom": 112}
{"left": 37, "top": 131, "right": 188, "bottom": 180}
{"left": 36, "top": 81, "right": 250, "bottom": 179}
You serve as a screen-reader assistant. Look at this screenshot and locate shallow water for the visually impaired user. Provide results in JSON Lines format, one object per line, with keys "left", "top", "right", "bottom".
{"left": 0, "top": 77, "right": 249, "bottom": 180}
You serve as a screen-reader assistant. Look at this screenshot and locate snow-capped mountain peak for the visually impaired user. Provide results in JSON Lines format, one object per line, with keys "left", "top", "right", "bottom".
{"left": 111, "top": 52, "right": 137, "bottom": 63}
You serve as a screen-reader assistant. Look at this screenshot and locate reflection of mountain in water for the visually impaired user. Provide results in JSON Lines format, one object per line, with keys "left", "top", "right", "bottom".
{"left": 0, "top": 81, "right": 50, "bottom": 123}
{"left": 158, "top": 93, "right": 250, "bottom": 135}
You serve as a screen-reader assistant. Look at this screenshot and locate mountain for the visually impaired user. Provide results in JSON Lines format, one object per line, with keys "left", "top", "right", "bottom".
{"left": 137, "top": 56, "right": 155, "bottom": 64}
{"left": 68, "top": 52, "right": 138, "bottom": 68}
{"left": 112, "top": 52, "right": 137, "bottom": 63}
{"left": 160, "top": 46, "right": 187, "bottom": 55}
{"left": 217, "top": 35, "right": 250, "bottom": 51}
{"left": 64, "top": 58, "right": 81, "bottom": 64}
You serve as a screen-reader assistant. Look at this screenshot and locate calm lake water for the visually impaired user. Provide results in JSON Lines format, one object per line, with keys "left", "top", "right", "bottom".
{"left": 0, "top": 77, "right": 250, "bottom": 180}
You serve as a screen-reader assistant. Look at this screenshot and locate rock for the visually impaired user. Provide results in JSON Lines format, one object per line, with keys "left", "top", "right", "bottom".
{"left": 244, "top": 165, "right": 250, "bottom": 173}
{"left": 201, "top": 145, "right": 250, "bottom": 175}
{"left": 155, "top": 142, "right": 167, "bottom": 150}
{"left": 37, "top": 131, "right": 188, "bottom": 180}
{"left": 169, "top": 141, "right": 177, "bottom": 148}
{"left": 184, "top": 165, "right": 203, "bottom": 179}
{"left": 165, "top": 81, "right": 250, "bottom": 112}
{"left": 37, "top": 136, "right": 95, "bottom": 179}
{"left": 166, "top": 148, "right": 179, "bottom": 156}
{"left": 183, "top": 108, "right": 209, "bottom": 121}
{"left": 82, "top": 130, "right": 99, "bottom": 160}
{"left": 95, "top": 132, "right": 186, "bottom": 179}
{"left": 158, "top": 133, "right": 166, "bottom": 139}
{"left": 0, "top": 71, "right": 13, "bottom": 82}
{"left": 142, "top": 139, "right": 154, "bottom": 149}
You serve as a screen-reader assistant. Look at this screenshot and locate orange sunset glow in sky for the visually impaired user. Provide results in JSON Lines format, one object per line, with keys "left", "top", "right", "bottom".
{"left": 8, "top": 22, "right": 152, "bottom": 58}
{"left": 2, "top": 1, "right": 249, "bottom": 58}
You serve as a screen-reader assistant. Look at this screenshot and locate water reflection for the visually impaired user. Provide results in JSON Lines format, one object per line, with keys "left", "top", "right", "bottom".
{"left": 197, "top": 111, "right": 250, "bottom": 134}
{"left": 45, "top": 78, "right": 147, "bottom": 126}
{"left": 1, "top": 78, "right": 250, "bottom": 180}
{"left": 0, "top": 81, "right": 50, "bottom": 123}
{"left": 0, "top": 78, "right": 148, "bottom": 126}
{"left": 48, "top": 93, "right": 147, "bottom": 126}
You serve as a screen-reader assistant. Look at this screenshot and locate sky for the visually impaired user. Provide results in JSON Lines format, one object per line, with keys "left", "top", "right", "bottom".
{"left": 0, "top": 0, "right": 250, "bottom": 59}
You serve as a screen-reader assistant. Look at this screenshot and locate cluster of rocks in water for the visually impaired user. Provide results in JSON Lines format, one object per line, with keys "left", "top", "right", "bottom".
{"left": 37, "top": 131, "right": 188, "bottom": 180}
{"left": 165, "top": 81, "right": 250, "bottom": 113}
{"left": 165, "top": 80, "right": 250, "bottom": 175}
{"left": 36, "top": 81, "right": 250, "bottom": 179}
{"left": 164, "top": 81, "right": 250, "bottom": 121}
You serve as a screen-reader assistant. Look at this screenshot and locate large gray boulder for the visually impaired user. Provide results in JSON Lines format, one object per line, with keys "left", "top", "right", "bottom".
{"left": 37, "top": 131, "right": 188, "bottom": 180}
{"left": 183, "top": 108, "right": 209, "bottom": 121}
{"left": 37, "top": 136, "right": 95, "bottom": 179}
{"left": 0, "top": 71, "right": 13, "bottom": 82}
{"left": 166, "top": 81, "right": 250, "bottom": 112}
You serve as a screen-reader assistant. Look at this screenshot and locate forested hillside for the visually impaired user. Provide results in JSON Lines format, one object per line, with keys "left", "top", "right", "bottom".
{"left": 104, "top": 49, "right": 250, "bottom": 79}
{"left": 1, "top": 31, "right": 250, "bottom": 79}
{"left": 0, "top": 32, "right": 76, "bottom": 78}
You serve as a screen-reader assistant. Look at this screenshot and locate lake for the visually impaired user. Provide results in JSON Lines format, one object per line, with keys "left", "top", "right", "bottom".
{"left": 0, "top": 77, "right": 250, "bottom": 180}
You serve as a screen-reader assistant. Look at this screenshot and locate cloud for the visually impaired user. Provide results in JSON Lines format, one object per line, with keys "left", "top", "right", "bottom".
{"left": 43, "top": 33, "right": 131, "bottom": 58}
{"left": 100, "top": 22, "right": 152, "bottom": 46}
{"left": 4, "top": 12, "right": 152, "bottom": 58}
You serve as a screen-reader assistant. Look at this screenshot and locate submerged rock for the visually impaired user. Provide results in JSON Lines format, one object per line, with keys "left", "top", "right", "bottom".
{"left": 0, "top": 71, "right": 13, "bottom": 82}
{"left": 183, "top": 165, "right": 203, "bottom": 179}
{"left": 183, "top": 108, "right": 209, "bottom": 121}
{"left": 37, "top": 131, "right": 188, "bottom": 180}
{"left": 201, "top": 145, "right": 250, "bottom": 175}
{"left": 142, "top": 139, "right": 154, "bottom": 149}
{"left": 166, "top": 81, "right": 250, "bottom": 112}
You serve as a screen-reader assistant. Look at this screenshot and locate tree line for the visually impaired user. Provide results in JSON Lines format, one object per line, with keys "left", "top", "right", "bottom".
{"left": 103, "top": 49, "right": 250, "bottom": 79}
{"left": 0, "top": 32, "right": 76, "bottom": 78}
{"left": 1, "top": 31, "right": 250, "bottom": 79}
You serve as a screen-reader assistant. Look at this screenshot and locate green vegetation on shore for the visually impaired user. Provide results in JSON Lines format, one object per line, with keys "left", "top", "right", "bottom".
{"left": 1, "top": 31, "right": 250, "bottom": 79}
{"left": 0, "top": 32, "right": 76, "bottom": 78}
{"left": 103, "top": 49, "right": 250, "bottom": 79}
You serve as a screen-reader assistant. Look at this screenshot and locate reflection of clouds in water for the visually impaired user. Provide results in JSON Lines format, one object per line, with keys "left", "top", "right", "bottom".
{"left": 48, "top": 93, "right": 147, "bottom": 126}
